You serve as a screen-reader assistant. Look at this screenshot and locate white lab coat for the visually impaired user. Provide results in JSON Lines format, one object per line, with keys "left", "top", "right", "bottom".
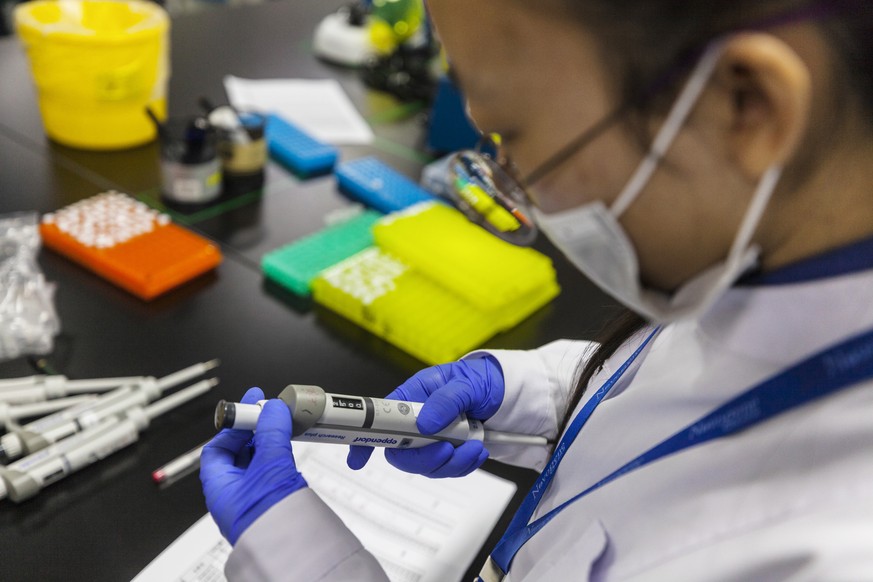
{"left": 226, "top": 269, "right": 873, "bottom": 581}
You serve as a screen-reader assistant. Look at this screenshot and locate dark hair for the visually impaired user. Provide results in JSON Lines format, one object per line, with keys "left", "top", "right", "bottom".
{"left": 559, "top": 309, "right": 646, "bottom": 433}
{"left": 557, "top": 1, "right": 873, "bottom": 121}
{"left": 556, "top": 0, "right": 873, "bottom": 436}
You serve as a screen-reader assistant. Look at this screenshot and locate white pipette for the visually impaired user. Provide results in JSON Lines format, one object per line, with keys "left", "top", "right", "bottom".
{"left": 0, "top": 378, "right": 218, "bottom": 503}
{"left": 0, "top": 374, "right": 146, "bottom": 404}
{"left": 0, "top": 360, "right": 220, "bottom": 462}
{"left": 0, "top": 395, "right": 98, "bottom": 429}
{"left": 215, "top": 385, "right": 551, "bottom": 448}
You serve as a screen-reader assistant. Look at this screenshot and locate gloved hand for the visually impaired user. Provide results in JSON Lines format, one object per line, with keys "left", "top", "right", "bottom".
{"left": 200, "top": 387, "right": 308, "bottom": 545}
{"left": 347, "top": 356, "right": 504, "bottom": 478}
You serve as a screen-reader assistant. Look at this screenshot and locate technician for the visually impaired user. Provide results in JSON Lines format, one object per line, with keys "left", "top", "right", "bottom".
{"left": 201, "top": 0, "right": 873, "bottom": 579}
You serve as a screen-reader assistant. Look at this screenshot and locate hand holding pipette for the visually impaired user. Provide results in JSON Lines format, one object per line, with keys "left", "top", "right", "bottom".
{"left": 346, "top": 356, "right": 517, "bottom": 478}
{"left": 214, "top": 359, "right": 550, "bottom": 477}
{"left": 202, "top": 387, "right": 308, "bottom": 545}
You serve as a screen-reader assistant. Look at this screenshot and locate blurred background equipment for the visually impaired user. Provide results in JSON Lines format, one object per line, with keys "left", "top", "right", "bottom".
{"left": 313, "top": 1, "right": 374, "bottom": 67}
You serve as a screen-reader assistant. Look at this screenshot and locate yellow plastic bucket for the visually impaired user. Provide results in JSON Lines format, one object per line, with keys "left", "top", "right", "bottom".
{"left": 15, "top": 0, "right": 170, "bottom": 150}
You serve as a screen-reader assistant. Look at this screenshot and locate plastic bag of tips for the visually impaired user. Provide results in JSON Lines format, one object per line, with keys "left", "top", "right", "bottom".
{"left": 0, "top": 212, "right": 60, "bottom": 362}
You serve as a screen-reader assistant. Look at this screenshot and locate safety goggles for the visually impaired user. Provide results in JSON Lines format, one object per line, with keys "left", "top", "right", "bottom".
{"left": 443, "top": 135, "right": 538, "bottom": 246}
{"left": 444, "top": 107, "right": 622, "bottom": 247}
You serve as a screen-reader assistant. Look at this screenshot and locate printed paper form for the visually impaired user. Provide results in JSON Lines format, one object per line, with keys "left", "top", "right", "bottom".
{"left": 224, "top": 76, "right": 375, "bottom": 145}
{"left": 132, "top": 442, "right": 517, "bottom": 582}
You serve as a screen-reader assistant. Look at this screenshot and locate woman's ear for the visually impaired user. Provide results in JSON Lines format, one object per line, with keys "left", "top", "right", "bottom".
{"left": 716, "top": 33, "right": 812, "bottom": 178}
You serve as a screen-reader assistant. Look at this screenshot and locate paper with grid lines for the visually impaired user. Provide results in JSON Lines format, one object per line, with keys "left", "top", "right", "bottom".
{"left": 132, "top": 441, "right": 516, "bottom": 582}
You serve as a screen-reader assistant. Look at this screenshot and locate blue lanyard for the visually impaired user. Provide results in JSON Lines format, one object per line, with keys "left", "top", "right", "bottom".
{"left": 487, "top": 325, "right": 873, "bottom": 578}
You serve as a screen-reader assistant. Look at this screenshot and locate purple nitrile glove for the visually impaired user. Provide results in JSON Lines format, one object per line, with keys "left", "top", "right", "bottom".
{"left": 200, "top": 387, "right": 307, "bottom": 545}
{"left": 346, "top": 356, "right": 504, "bottom": 478}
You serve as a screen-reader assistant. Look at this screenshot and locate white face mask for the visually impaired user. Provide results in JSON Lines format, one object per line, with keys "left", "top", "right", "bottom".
{"left": 533, "top": 43, "right": 783, "bottom": 323}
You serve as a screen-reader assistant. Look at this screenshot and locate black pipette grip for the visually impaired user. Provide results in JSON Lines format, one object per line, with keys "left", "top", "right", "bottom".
{"left": 214, "top": 400, "right": 235, "bottom": 430}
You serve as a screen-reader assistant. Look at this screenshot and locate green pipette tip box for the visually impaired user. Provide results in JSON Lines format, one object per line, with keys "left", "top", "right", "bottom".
{"left": 262, "top": 210, "right": 382, "bottom": 297}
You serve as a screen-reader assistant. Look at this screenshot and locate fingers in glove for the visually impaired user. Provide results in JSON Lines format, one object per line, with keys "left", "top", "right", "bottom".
{"left": 424, "top": 440, "right": 486, "bottom": 478}
{"left": 386, "top": 441, "right": 487, "bottom": 478}
{"left": 388, "top": 363, "right": 455, "bottom": 402}
{"left": 347, "top": 445, "right": 374, "bottom": 470}
{"left": 456, "top": 446, "right": 490, "bottom": 478}
{"left": 200, "top": 387, "right": 264, "bottom": 476}
{"left": 200, "top": 428, "right": 253, "bottom": 480}
{"left": 251, "top": 400, "right": 293, "bottom": 466}
{"left": 241, "top": 387, "right": 265, "bottom": 404}
{"left": 416, "top": 380, "right": 476, "bottom": 435}
{"left": 385, "top": 441, "right": 454, "bottom": 475}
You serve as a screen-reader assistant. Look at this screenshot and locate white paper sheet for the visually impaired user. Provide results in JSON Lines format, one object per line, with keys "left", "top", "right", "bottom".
{"left": 224, "top": 76, "right": 374, "bottom": 145}
{"left": 133, "top": 442, "right": 516, "bottom": 582}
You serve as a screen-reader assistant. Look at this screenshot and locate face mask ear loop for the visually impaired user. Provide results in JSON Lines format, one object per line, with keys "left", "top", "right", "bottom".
{"left": 610, "top": 41, "right": 727, "bottom": 219}
{"left": 723, "top": 165, "right": 783, "bottom": 270}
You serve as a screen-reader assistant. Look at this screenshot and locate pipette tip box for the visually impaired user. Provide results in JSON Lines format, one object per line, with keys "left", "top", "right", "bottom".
{"left": 265, "top": 114, "right": 339, "bottom": 177}
{"left": 40, "top": 191, "right": 222, "bottom": 300}
{"left": 262, "top": 210, "right": 382, "bottom": 297}
{"left": 312, "top": 203, "right": 560, "bottom": 364}
{"left": 335, "top": 157, "right": 435, "bottom": 214}
{"left": 313, "top": 248, "right": 500, "bottom": 365}
{"left": 375, "top": 202, "right": 560, "bottom": 318}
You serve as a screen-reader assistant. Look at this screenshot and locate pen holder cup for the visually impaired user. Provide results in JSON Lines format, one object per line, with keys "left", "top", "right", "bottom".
{"left": 218, "top": 112, "right": 268, "bottom": 177}
{"left": 15, "top": 0, "right": 170, "bottom": 150}
{"left": 159, "top": 118, "right": 222, "bottom": 205}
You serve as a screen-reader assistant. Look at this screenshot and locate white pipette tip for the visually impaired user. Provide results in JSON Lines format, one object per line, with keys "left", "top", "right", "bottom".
{"left": 145, "top": 377, "right": 218, "bottom": 420}
{"left": 482, "top": 431, "right": 552, "bottom": 447}
{"left": 156, "top": 360, "right": 220, "bottom": 392}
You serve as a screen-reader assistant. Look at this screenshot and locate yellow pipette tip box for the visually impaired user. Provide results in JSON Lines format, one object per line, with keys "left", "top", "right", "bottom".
{"left": 374, "top": 202, "right": 559, "bottom": 313}
{"left": 40, "top": 191, "right": 222, "bottom": 300}
{"left": 312, "top": 244, "right": 560, "bottom": 365}
{"left": 312, "top": 201, "right": 560, "bottom": 364}
{"left": 312, "top": 248, "right": 499, "bottom": 365}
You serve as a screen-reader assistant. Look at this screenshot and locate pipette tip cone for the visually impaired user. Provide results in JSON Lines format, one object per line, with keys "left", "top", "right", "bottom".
{"left": 152, "top": 470, "right": 166, "bottom": 484}
{"left": 204, "top": 359, "right": 221, "bottom": 370}
{"left": 207, "top": 378, "right": 220, "bottom": 388}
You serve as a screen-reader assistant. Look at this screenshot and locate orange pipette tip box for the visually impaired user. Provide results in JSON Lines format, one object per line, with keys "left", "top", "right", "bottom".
{"left": 40, "top": 192, "right": 222, "bottom": 300}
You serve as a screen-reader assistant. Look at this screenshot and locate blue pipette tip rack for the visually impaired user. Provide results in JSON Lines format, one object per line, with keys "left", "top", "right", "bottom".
{"left": 335, "top": 157, "right": 435, "bottom": 214}
{"left": 265, "top": 114, "right": 339, "bottom": 177}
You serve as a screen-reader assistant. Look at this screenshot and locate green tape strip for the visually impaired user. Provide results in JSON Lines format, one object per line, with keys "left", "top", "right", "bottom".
{"left": 365, "top": 101, "right": 427, "bottom": 125}
{"left": 135, "top": 189, "right": 265, "bottom": 225}
{"left": 371, "top": 135, "right": 435, "bottom": 165}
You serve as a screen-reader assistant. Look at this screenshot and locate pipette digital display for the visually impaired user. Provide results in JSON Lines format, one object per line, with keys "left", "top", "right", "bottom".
{"left": 215, "top": 385, "right": 550, "bottom": 448}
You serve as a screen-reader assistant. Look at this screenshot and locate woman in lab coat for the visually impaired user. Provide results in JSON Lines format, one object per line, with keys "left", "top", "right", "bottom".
{"left": 201, "top": 0, "right": 873, "bottom": 579}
